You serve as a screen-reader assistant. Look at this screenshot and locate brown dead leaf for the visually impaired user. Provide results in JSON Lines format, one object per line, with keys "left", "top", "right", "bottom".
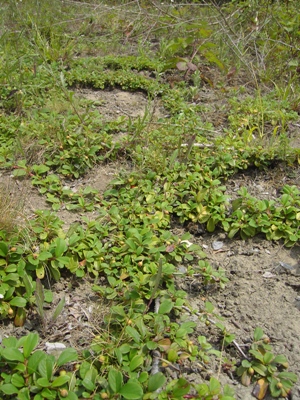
{"left": 186, "top": 62, "right": 198, "bottom": 71}
{"left": 176, "top": 61, "right": 188, "bottom": 71}
{"left": 226, "top": 66, "right": 237, "bottom": 80}
{"left": 157, "top": 338, "right": 171, "bottom": 351}
{"left": 165, "top": 244, "right": 176, "bottom": 253}
{"left": 252, "top": 378, "right": 269, "bottom": 400}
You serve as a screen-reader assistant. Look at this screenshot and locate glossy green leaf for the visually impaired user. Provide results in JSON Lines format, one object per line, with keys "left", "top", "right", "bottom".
{"left": 277, "top": 371, "right": 298, "bottom": 382}
{"left": 5, "top": 264, "right": 17, "bottom": 273}
{"left": 171, "top": 378, "right": 190, "bottom": 397}
{"left": 82, "top": 370, "right": 96, "bottom": 391}
{"left": 228, "top": 227, "right": 239, "bottom": 239}
{"left": 263, "top": 352, "right": 274, "bottom": 364}
{"left": 44, "top": 290, "right": 53, "bottom": 303}
{"left": 253, "top": 327, "right": 264, "bottom": 341}
{"left": 57, "top": 348, "right": 78, "bottom": 367}
{"left": 10, "top": 297, "right": 26, "bottom": 308}
{"left": 36, "top": 377, "right": 51, "bottom": 387}
{"left": 209, "top": 377, "right": 220, "bottom": 394}
{"left": 158, "top": 299, "right": 173, "bottom": 314}
{"left": 51, "top": 375, "right": 70, "bottom": 387}
{"left": 241, "top": 360, "right": 251, "bottom": 368}
{"left": 108, "top": 368, "right": 123, "bottom": 393}
{"left": 125, "top": 326, "right": 141, "bottom": 343}
{"left": 148, "top": 372, "right": 166, "bottom": 392}
{"left": 272, "top": 354, "right": 287, "bottom": 365}
{"left": 3, "top": 273, "right": 20, "bottom": 282}
{"left": 16, "top": 387, "right": 30, "bottom": 400}
{"left": 28, "top": 350, "right": 47, "bottom": 374}
{"left": 1, "top": 347, "right": 24, "bottom": 362}
{"left": 252, "top": 363, "right": 267, "bottom": 376}
{"left": 23, "top": 333, "right": 39, "bottom": 359}
{"left": 0, "top": 383, "right": 18, "bottom": 395}
{"left": 38, "top": 251, "right": 52, "bottom": 261}
{"left": 11, "top": 373, "right": 25, "bottom": 388}
{"left": 207, "top": 218, "right": 216, "bottom": 232}
{"left": 54, "top": 238, "right": 68, "bottom": 258}
{"left": 126, "top": 238, "right": 136, "bottom": 251}
{"left": 146, "top": 341, "right": 157, "bottom": 350}
{"left": 38, "top": 357, "right": 55, "bottom": 380}
{"left": 119, "top": 382, "right": 143, "bottom": 399}
{"left": 49, "top": 263, "right": 61, "bottom": 281}
{"left": 138, "top": 371, "right": 148, "bottom": 384}
{"left": 0, "top": 242, "right": 9, "bottom": 257}
{"left": 129, "top": 355, "right": 144, "bottom": 371}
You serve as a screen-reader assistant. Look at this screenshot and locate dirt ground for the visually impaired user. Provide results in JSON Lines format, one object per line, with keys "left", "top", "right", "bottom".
{"left": 0, "top": 88, "right": 299, "bottom": 400}
{"left": 183, "top": 231, "right": 300, "bottom": 400}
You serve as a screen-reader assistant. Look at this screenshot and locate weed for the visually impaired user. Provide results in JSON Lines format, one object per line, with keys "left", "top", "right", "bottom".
{"left": 35, "top": 278, "right": 65, "bottom": 331}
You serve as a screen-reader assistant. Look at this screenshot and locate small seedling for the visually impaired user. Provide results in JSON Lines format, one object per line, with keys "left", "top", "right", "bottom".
{"left": 35, "top": 278, "right": 65, "bottom": 331}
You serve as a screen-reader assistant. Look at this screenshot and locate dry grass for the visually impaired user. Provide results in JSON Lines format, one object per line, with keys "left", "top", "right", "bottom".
{"left": 0, "top": 178, "right": 26, "bottom": 236}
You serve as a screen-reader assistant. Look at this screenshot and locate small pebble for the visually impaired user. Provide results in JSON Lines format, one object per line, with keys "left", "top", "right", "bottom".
{"left": 212, "top": 241, "right": 224, "bottom": 250}
{"left": 178, "top": 266, "right": 187, "bottom": 274}
{"left": 262, "top": 271, "right": 276, "bottom": 278}
{"left": 45, "top": 342, "right": 66, "bottom": 355}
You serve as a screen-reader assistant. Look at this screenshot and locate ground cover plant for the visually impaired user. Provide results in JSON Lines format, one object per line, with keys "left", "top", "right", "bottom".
{"left": 0, "top": 0, "right": 299, "bottom": 399}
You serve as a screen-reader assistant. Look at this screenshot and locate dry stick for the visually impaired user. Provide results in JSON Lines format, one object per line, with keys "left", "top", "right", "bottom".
{"left": 209, "top": 1, "right": 238, "bottom": 37}
{"left": 135, "top": 0, "right": 142, "bottom": 12}
{"left": 147, "top": 0, "right": 181, "bottom": 21}
{"left": 141, "top": 18, "right": 160, "bottom": 46}
{"left": 207, "top": 7, "right": 257, "bottom": 80}
{"left": 181, "top": 305, "right": 249, "bottom": 360}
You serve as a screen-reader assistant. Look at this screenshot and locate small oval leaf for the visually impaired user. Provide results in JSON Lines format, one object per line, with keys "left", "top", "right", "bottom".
{"left": 57, "top": 348, "right": 78, "bottom": 367}
{"left": 148, "top": 372, "right": 166, "bottom": 392}
{"left": 10, "top": 297, "right": 27, "bottom": 308}
{"left": 119, "top": 382, "right": 143, "bottom": 399}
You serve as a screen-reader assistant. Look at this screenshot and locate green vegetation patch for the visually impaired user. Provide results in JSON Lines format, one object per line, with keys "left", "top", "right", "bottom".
{"left": 0, "top": 0, "right": 299, "bottom": 398}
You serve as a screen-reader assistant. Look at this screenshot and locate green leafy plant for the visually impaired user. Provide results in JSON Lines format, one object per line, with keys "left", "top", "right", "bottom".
{"left": 224, "top": 186, "right": 300, "bottom": 246}
{"left": 158, "top": 20, "right": 225, "bottom": 72}
{"left": 194, "top": 377, "right": 235, "bottom": 400}
{"left": 0, "top": 1, "right": 299, "bottom": 398}
{"left": 237, "top": 327, "right": 297, "bottom": 398}
{"left": 0, "top": 242, "right": 31, "bottom": 325}
{"left": 0, "top": 333, "right": 78, "bottom": 400}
